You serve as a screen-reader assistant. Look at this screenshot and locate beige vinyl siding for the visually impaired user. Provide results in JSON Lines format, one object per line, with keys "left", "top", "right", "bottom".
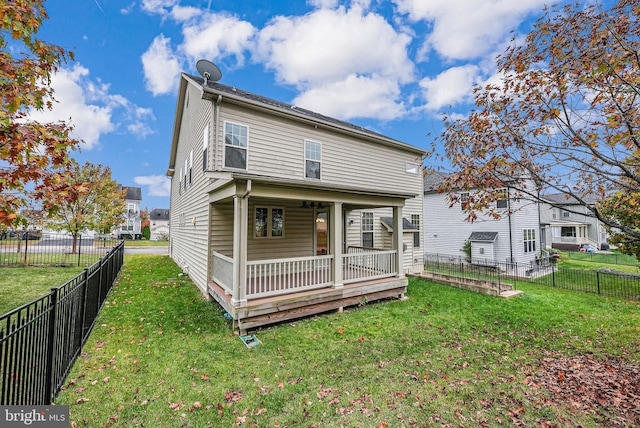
{"left": 247, "top": 200, "right": 315, "bottom": 261}
{"left": 343, "top": 195, "right": 424, "bottom": 273}
{"left": 210, "top": 202, "right": 234, "bottom": 257}
{"left": 217, "top": 103, "right": 422, "bottom": 193}
{"left": 169, "top": 83, "right": 213, "bottom": 294}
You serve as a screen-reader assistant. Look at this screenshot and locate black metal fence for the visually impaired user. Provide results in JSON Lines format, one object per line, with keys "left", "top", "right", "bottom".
{"left": 422, "top": 253, "right": 640, "bottom": 301}
{"left": 0, "top": 241, "right": 124, "bottom": 405}
{"left": 562, "top": 250, "right": 640, "bottom": 267}
{"left": 0, "top": 234, "right": 120, "bottom": 267}
{"left": 531, "top": 268, "right": 640, "bottom": 300}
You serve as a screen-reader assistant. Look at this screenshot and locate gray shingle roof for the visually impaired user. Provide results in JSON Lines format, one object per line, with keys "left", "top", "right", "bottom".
{"left": 423, "top": 171, "right": 451, "bottom": 193}
{"left": 541, "top": 193, "right": 599, "bottom": 205}
{"left": 149, "top": 209, "right": 170, "bottom": 221}
{"left": 118, "top": 185, "right": 142, "bottom": 201}
{"left": 468, "top": 231, "right": 498, "bottom": 242}
{"left": 380, "top": 217, "right": 419, "bottom": 231}
{"left": 191, "top": 75, "right": 423, "bottom": 154}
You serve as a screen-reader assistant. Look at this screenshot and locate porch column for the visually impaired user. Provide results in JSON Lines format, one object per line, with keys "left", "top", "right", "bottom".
{"left": 231, "top": 195, "right": 248, "bottom": 306}
{"left": 393, "top": 206, "right": 405, "bottom": 278}
{"left": 331, "top": 202, "right": 343, "bottom": 289}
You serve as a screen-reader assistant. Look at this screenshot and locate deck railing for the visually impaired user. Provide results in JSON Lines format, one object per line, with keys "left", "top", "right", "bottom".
{"left": 212, "top": 252, "right": 234, "bottom": 295}
{"left": 246, "top": 255, "right": 334, "bottom": 299}
{"left": 343, "top": 250, "right": 397, "bottom": 284}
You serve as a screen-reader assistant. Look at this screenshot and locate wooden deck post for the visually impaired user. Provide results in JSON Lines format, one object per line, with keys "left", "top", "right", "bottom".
{"left": 331, "top": 202, "right": 343, "bottom": 289}
{"left": 393, "top": 206, "right": 405, "bottom": 279}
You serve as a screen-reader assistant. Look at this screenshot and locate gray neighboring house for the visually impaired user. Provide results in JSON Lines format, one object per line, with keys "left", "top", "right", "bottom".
{"left": 149, "top": 208, "right": 170, "bottom": 240}
{"left": 423, "top": 171, "right": 543, "bottom": 266}
{"left": 166, "top": 72, "right": 424, "bottom": 330}
{"left": 114, "top": 186, "right": 142, "bottom": 238}
{"left": 539, "top": 193, "right": 609, "bottom": 250}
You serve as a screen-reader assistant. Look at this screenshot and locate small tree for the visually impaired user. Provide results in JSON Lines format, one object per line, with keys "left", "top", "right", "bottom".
{"left": 439, "top": 0, "right": 640, "bottom": 257}
{"left": 41, "top": 162, "right": 126, "bottom": 251}
{"left": 1, "top": 0, "right": 79, "bottom": 226}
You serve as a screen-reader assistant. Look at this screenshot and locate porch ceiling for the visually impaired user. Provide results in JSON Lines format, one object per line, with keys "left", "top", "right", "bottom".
{"left": 208, "top": 173, "right": 417, "bottom": 207}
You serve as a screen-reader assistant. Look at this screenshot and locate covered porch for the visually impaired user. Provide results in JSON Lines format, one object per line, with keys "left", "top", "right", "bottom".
{"left": 205, "top": 175, "right": 416, "bottom": 331}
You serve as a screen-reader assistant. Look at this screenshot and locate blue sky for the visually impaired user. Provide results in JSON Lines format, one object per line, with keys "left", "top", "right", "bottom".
{"left": 34, "top": 0, "right": 559, "bottom": 210}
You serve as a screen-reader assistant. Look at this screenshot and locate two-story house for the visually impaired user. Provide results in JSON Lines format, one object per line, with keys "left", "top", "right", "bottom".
{"left": 166, "top": 73, "right": 425, "bottom": 331}
{"left": 114, "top": 186, "right": 142, "bottom": 239}
{"left": 423, "top": 171, "right": 543, "bottom": 267}
{"left": 540, "top": 193, "right": 608, "bottom": 251}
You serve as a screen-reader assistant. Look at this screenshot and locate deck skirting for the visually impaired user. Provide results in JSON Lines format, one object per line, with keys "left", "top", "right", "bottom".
{"left": 208, "top": 277, "right": 408, "bottom": 331}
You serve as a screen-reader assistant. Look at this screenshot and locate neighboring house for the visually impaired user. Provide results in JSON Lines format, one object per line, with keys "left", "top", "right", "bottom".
{"left": 166, "top": 72, "right": 424, "bottom": 331}
{"left": 423, "top": 171, "right": 542, "bottom": 266}
{"left": 114, "top": 186, "right": 142, "bottom": 239}
{"left": 539, "top": 193, "right": 608, "bottom": 250}
{"left": 149, "top": 208, "right": 170, "bottom": 240}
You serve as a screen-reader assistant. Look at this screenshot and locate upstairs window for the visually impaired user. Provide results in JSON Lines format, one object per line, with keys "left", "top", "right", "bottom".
{"left": 496, "top": 189, "right": 508, "bottom": 209}
{"left": 224, "top": 122, "right": 248, "bottom": 170}
{"left": 460, "top": 193, "right": 470, "bottom": 210}
{"left": 305, "top": 140, "right": 322, "bottom": 179}
{"left": 362, "top": 212, "right": 374, "bottom": 248}
{"left": 405, "top": 163, "right": 420, "bottom": 174}
{"left": 202, "top": 124, "right": 209, "bottom": 171}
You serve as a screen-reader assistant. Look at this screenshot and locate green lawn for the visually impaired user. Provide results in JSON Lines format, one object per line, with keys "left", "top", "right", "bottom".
{"left": 54, "top": 255, "right": 640, "bottom": 427}
{"left": 123, "top": 240, "right": 168, "bottom": 247}
{"left": 0, "top": 266, "right": 85, "bottom": 314}
{"left": 556, "top": 251, "right": 640, "bottom": 273}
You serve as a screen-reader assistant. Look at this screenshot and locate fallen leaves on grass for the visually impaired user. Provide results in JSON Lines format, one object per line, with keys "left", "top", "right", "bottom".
{"left": 526, "top": 354, "right": 640, "bottom": 426}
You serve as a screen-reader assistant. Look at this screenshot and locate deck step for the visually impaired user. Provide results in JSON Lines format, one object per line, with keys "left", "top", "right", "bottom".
{"left": 498, "top": 290, "right": 523, "bottom": 299}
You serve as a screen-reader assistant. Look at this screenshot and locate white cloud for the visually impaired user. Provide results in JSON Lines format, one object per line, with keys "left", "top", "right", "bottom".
{"left": 419, "top": 65, "right": 480, "bottom": 111}
{"left": 179, "top": 12, "right": 256, "bottom": 66}
{"left": 169, "top": 5, "right": 201, "bottom": 21}
{"left": 392, "top": 0, "right": 548, "bottom": 60}
{"left": 28, "top": 65, "right": 114, "bottom": 149}
{"left": 294, "top": 74, "right": 405, "bottom": 120}
{"left": 134, "top": 175, "right": 171, "bottom": 197}
{"left": 141, "top": 0, "right": 177, "bottom": 14}
{"left": 307, "top": 0, "right": 339, "bottom": 9}
{"left": 141, "top": 34, "right": 183, "bottom": 96}
{"left": 27, "top": 64, "right": 155, "bottom": 149}
{"left": 255, "top": 7, "right": 414, "bottom": 87}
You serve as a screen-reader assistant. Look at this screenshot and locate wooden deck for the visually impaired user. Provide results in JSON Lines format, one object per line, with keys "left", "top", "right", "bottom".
{"left": 208, "top": 276, "right": 408, "bottom": 332}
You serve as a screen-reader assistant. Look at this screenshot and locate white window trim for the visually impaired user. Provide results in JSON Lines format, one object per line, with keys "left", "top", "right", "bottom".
{"left": 254, "top": 206, "right": 285, "bottom": 239}
{"left": 223, "top": 120, "right": 249, "bottom": 171}
{"left": 361, "top": 212, "right": 374, "bottom": 247}
{"left": 405, "top": 162, "right": 420, "bottom": 174}
{"left": 523, "top": 228, "right": 536, "bottom": 253}
{"left": 304, "top": 139, "right": 322, "bottom": 180}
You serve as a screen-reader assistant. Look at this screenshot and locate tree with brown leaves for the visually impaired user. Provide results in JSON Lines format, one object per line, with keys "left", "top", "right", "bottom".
{"left": 439, "top": 0, "right": 640, "bottom": 256}
{"left": 41, "top": 162, "right": 126, "bottom": 252}
{"left": 0, "top": 0, "right": 79, "bottom": 226}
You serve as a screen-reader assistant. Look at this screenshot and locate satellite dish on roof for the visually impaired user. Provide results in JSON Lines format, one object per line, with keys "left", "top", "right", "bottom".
{"left": 196, "top": 59, "right": 222, "bottom": 85}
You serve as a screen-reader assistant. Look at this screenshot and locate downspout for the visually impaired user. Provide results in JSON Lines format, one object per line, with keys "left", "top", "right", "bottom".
{"left": 242, "top": 179, "right": 252, "bottom": 199}
{"left": 215, "top": 94, "right": 222, "bottom": 169}
{"left": 507, "top": 187, "right": 514, "bottom": 264}
{"left": 537, "top": 188, "right": 543, "bottom": 253}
